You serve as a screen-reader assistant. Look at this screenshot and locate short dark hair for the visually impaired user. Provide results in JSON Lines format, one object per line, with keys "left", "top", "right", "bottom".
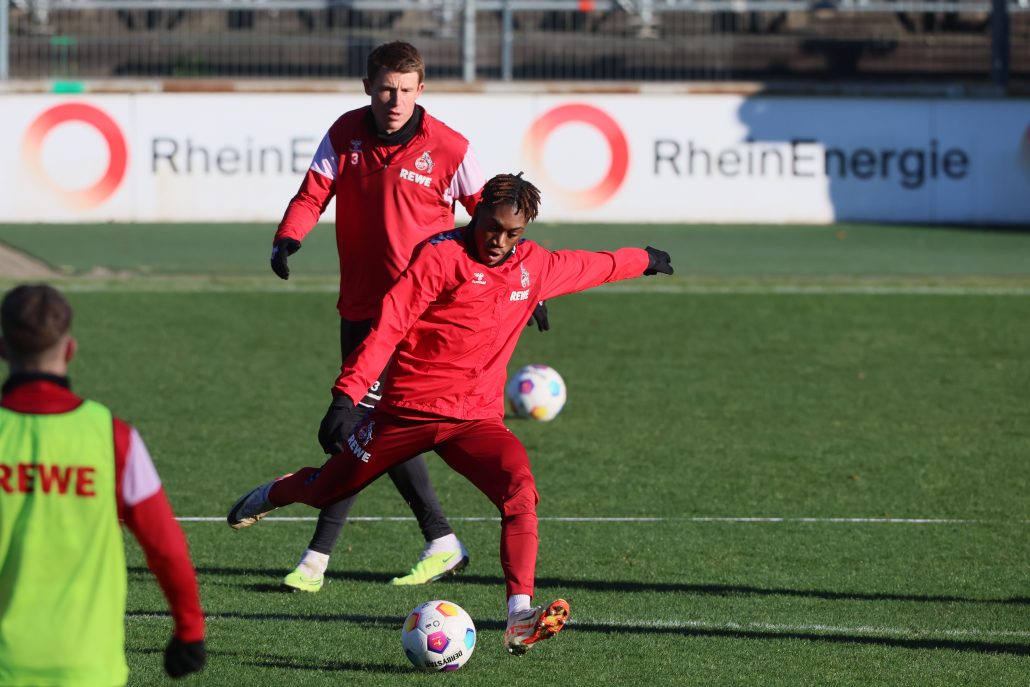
{"left": 367, "top": 41, "right": 425, "bottom": 83}
{"left": 0, "top": 284, "right": 73, "bottom": 359}
{"left": 480, "top": 173, "right": 542, "bottom": 223}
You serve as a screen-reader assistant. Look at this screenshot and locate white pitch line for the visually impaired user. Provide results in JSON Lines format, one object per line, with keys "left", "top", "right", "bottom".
{"left": 122, "top": 612, "right": 1030, "bottom": 641}
{"left": 179, "top": 515, "right": 1027, "bottom": 525}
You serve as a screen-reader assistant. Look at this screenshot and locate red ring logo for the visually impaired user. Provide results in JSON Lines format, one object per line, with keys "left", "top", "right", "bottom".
{"left": 522, "top": 103, "right": 629, "bottom": 210}
{"left": 21, "top": 103, "right": 128, "bottom": 209}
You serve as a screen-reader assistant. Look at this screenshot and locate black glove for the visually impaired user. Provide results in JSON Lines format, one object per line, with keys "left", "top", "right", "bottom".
{"left": 164, "top": 637, "right": 205, "bottom": 679}
{"left": 527, "top": 301, "right": 550, "bottom": 332}
{"left": 318, "top": 394, "right": 356, "bottom": 454}
{"left": 643, "top": 246, "right": 673, "bottom": 276}
{"left": 270, "top": 238, "right": 302, "bottom": 280}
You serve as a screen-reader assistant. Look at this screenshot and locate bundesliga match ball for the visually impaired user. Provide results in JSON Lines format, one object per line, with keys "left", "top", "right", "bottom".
{"left": 505, "top": 364, "right": 567, "bottom": 422}
{"left": 401, "top": 600, "right": 477, "bottom": 671}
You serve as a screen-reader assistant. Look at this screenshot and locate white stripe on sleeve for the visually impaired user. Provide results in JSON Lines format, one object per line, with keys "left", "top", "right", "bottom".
{"left": 444, "top": 145, "right": 486, "bottom": 205}
{"left": 123, "top": 427, "right": 163, "bottom": 507}
{"left": 309, "top": 132, "right": 339, "bottom": 180}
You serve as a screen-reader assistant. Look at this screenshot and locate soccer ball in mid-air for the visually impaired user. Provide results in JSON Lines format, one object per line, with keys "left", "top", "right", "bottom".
{"left": 505, "top": 364, "right": 567, "bottom": 421}
{"left": 401, "top": 600, "right": 476, "bottom": 671}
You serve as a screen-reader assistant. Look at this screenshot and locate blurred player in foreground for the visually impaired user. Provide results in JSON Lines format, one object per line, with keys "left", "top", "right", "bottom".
{"left": 231, "top": 173, "right": 673, "bottom": 654}
{"left": 0, "top": 284, "right": 205, "bottom": 684}
{"left": 268, "top": 40, "right": 514, "bottom": 592}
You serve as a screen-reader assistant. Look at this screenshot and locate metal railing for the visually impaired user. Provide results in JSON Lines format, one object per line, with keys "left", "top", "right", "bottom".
{"left": 2, "top": 0, "right": 1025, "bottom": 83}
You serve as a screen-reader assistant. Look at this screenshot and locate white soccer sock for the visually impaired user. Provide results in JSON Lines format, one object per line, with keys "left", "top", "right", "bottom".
{"left": 422, "top": 533, "right": 461, "bottom": 558}
{"left": 507, "top": 594, "right": 532, "bottom": 616}
{"left": 298, "top": 549, "right": 329, "bottom": 577}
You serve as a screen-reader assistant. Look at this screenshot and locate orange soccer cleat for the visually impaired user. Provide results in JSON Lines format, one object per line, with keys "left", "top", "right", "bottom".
{"left": 502, "top": 598, "right": 571, "bottom": 655}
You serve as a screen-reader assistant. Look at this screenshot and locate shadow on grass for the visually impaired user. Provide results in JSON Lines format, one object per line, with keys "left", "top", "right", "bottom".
{"left": 128, "top": 647, "right": 410, "bottom": 674}
{"left": 573, "top": 621, "right": 1030, "bottom": 657}
{"left": 127, "top": 565, "right": 1030, "bottom": 657}
{"left": 244, "top": 655, "right": 410, "bottom": 673}
{"left": 125, "top": 609, "right": 1030, "bottom": 658}
{"left": 132, "top": 566, "right": 1030, "bottom": 607}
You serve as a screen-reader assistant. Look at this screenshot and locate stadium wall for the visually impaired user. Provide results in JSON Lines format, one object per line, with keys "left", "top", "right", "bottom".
{"left": 2, "top": 92, "right": 1027, "bottom": 224}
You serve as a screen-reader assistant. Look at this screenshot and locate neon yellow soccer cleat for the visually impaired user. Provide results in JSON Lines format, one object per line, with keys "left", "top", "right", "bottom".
{"left": 389, "top": 545, "right": 469, "bottom": 586}
{"left": 282, "top": 566, "right": 324, "bottom": 593}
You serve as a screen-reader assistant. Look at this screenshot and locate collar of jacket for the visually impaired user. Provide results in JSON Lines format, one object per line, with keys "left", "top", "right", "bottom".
{"left": 2, "top": 371, "right": 71, "bottom": 397}
{"left": 365, "top": 105, "right": 425, "bottom": 146}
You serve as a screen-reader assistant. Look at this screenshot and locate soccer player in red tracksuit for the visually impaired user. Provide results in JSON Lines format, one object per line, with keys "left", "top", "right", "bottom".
{"left": 0, "top": 284, "right": 205, "bottom": 684}
{"left": 268, "top": 41, "right": 505, "bottom": 592}
{"left": 230, "top": 173, "right": 674, "bottom": 655}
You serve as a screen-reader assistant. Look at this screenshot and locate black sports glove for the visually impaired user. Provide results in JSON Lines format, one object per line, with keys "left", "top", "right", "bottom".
{"left": 270, "top": 238, "right": 302, "bottom": 280}
{"left": 318, "top": 393, "right": 356, "bottom": 454}
{"left": 164, "top": 637, "right": 205, "bottom": 679}
{"left": 527, "top": 301, "right": 550, "bottom": 332}
{"left": 643, "top": 246, "right": 673, "bottom": 276}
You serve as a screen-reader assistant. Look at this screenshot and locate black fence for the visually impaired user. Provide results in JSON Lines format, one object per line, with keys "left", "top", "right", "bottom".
{"left": 3, "top": 1, "right": 1027, "bottom": 84}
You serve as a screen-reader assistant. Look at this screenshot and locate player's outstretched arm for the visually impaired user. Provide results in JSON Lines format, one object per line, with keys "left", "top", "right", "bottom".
{"left": 331, "top": 243, "right": 448, "bottom": 404}
{"left": 538, "top": 246, "right": 671, "bottom": 302}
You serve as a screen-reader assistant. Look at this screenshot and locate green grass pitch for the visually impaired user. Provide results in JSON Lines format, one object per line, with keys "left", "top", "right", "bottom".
{"left": 1, "top": 223, "right": 1028, "bottom": 686}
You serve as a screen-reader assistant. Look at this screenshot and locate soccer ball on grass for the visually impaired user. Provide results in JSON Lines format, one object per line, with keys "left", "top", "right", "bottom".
{"left": 505, "top": 364, "right": 567, "bottom": 422}
{"left": 401, "top": 600, "right": 476, "bottom": 671}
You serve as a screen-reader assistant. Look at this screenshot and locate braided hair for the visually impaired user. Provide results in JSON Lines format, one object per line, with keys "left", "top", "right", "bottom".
{"left": 479, "top": 173, "right": 541, "bottom": 223}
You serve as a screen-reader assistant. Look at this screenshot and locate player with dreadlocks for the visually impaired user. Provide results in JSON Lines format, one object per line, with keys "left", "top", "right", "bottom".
{"left": 228, "top": 173, "right": 674, "bottom": 655}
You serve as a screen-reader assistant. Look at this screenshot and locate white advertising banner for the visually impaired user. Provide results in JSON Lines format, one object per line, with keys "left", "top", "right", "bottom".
{"left": 1, "top": 93, "right": 1027, "bottom": 224}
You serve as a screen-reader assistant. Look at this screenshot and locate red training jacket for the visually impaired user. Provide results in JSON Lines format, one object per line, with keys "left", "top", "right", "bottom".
{"left": 0, "top": 376, "right": 205, "bottom": 643}
{"left": 275, "top": 105, "right": 485, "bottom": 320}
{"left": 333, "top": 230, "right": 650, "bottom": 420}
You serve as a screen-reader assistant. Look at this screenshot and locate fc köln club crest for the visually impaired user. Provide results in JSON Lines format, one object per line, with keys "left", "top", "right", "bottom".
{"left": 414, "top": 151, "right": 434, "bottom": 173}
{"left": 357, "top": 420, "right": 375, "bottom": 446}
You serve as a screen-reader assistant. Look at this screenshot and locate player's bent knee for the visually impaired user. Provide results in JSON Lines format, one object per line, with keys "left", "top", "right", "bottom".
{"left": 499, "top": 480, "right": 539, "bottom": 518}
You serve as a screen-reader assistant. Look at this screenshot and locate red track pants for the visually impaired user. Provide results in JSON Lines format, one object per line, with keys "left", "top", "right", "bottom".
{"left": 269, "top": 411, "right": 539, "bottom": 597}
